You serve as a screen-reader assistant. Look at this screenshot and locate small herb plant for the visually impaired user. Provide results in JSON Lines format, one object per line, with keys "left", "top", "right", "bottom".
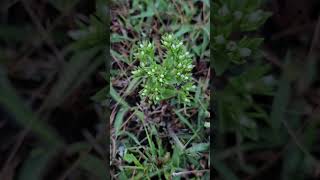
{"left": 132, "top": 34, "right": 195, "bottom": 105}
{"left": 213, "top": 0, "right": 271, "bottom": 75}
{"left": 213, "top": 1, "right": 272, "bottom": 139}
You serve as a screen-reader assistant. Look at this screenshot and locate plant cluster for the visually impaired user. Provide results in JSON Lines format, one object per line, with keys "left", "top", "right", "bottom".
{"left": 132, "top": 34, "right": 195, "bottom": 105}
{"left": 213, "top": 0, "right": 273, "bottom": 136}
{"left": 111, "top": 0, "right": 210, "bottom": 179}
{"left": 213, "top": 0, "right": 271, "bottom": 75}
{"left": 212, "top": 1, "right": 277, "bottom": 178}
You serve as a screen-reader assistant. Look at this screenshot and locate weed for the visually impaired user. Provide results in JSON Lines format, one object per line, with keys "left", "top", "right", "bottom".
{"left": 132, "top": 34, "right": 196, "bottom": 105}
{"left": 111, "top": 0, "right": 209, "bottom": 179}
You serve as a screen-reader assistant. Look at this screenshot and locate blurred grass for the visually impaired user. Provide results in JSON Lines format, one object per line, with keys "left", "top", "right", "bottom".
{"left": 212, "top": 0, "right": 320, "bottom": 179}
{"left": 0, "top": 0, "right": 107, "bottom": 179}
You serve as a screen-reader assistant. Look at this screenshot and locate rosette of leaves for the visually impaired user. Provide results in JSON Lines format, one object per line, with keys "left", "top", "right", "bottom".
{"left": 213, "top": 0, "right": 272, "bottom": 75}
{"left": 132, "top": 34, "right": 196, "bottom": 105}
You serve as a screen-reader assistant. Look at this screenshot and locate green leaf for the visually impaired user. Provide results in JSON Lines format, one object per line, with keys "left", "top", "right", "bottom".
{"left": 66, "top": 142, "right": 91, "bottom": 154}
{"left": 282, "top": 144, "right": 305, "bottom": 180}
{"left": 186, "top": 143, "right": 209, "bottom": 154}
{"left": 0, "top": 72, "right": 63, "bottom": 146}
{"left": 124, "top": 77, "right": 141, "bottom": 96}
{"left": 47, "top": 0, "right": 79, "bottom": 11}
{"left": 174, "top": 110, "right": 197, "bottom": 135}
{"left": 131, "top": 4, "right": 155, "bottom": 19}
{"left": 124, "top": 153, "right": 143, "bottom": 167}
{"left": 162, "top": 89, "right": 176, "bottom": 99}
{"left": 91, "top": 86, "right": 108, "bottom": 102}
{"left": 270, "top": 53, "right": 292, "bottom": 132}
{"left": 111, "top": 33, "right": 133, "bottom": 43}
{"left": 114, "top": 108, "right": 129, "bottom": 137}
{"left": 110, "top": 86, "right": 130, "bottom": 108}
{"left": 78, "top": 154, "right": 106, "bottom": 180}
{"left": 213, "top": 157, "right": 239, "bottom": 180}
{"left": 18, "top": 148, "right": 57, "bottom": 180}
{"left": 175, "top": 25, "right": 192, "bottom": 37}
{"left": 111, "top": 49, "right": 130, "bottom": 64}
{"left": 42, "top": 47, "right": 100, "bottom": 109}
{"left": 171, "top": 147, "right": 182, "bottom": 167}
{"left": 213, "top": 52, "right": 230, "bottom": 76}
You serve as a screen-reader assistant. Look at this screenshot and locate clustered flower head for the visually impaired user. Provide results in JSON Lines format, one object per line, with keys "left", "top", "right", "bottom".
{"left": 132, "top": 34, "right": 196, "bottom": 105}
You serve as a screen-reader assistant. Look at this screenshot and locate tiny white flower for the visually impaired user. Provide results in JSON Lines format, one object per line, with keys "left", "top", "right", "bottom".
{"left": 178, "top": 42, "right": 183, "bottom": 46}
{"left": 178, "top": 63, "right": 182, "bottom": 67}
{"left": 156, "top": 96, "right": 160, "bottom": 101}
{"left": 184, "top": 76, "right": 189, "bottom": 80}
{"left": 192, "top": 85, "right": 196, "bottom": 89}
{"left": 160, "top": 74, "right": 164, "bottom": 78}
{"left": 140, "top": 44, "right": 143, "bottom": 48}
{"left": 187, "top": 65, "right": 193, "bottom": 69}
{"left": 147, "top": 71, "right": 151, "bottom": 75}
{"left": 159, "top": 78, "right": 163, "bottom": 82}
{"left": 141, "top": 51, "right": 145, "bottom": 55}
{"left": 185, "top": 52, "right": 190, "bottom": 56}
{"left": 177, "top": 72, "right": 181, "bottom": 75}
{"left": 152, "top": 69, "right": 155, "bottom": 72}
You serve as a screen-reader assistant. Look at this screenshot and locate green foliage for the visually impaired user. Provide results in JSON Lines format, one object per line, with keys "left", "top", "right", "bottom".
{"left": 213, "top": 0, "right": 273, "bottom": 139}
{"left": 213, "top": 0, "right": 320, "bottom": 179}
{"left": 0, "top": 0, "right": 110, "bottom": 178}
{"left": 213, "top": 0, "right": 271, "bottom": 75}
{"left": 213, "top": 0, "right": 275, "bottom": 178}
{"left": 118, "top": 123, "right": 209, "bottom": 179}
{"left": 132, "top": 34, "right": 195, "bottom": 105}
{"left": 111, "top": 0, "right": 209, "bottom": 179}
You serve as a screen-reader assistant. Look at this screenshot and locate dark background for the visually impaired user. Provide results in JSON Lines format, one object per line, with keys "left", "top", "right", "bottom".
{"left": 0, "top": 0, "right": 107, "bottom": 179}
{"left": 214, "top": 0, "right": 320, "bottom": 179}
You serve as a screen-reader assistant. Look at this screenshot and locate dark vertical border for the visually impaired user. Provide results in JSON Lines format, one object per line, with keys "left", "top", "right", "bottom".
{"left": 104, "top": 0, "right": 111, "bottom": 179}
{"left": 209, "top": 0, "right": 215, "bottom": 177}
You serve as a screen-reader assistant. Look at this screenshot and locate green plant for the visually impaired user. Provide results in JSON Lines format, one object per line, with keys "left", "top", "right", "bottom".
{"left": 119, "top": 122, "right": 209, "bottom": 179}
{"left": 111, "top": 0, "right": 209, "bottom": 179}
{"left": 213, "top": 1, "right": 273, "bottom": 138}
{"left": 132, "top": 34, "right": 196, "bottom": 105}
{"left": 213, "top": 0, "right": 275, "bottom": 178}
{"left": 213, "top": 0, "right": 271, "bottom": 75}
